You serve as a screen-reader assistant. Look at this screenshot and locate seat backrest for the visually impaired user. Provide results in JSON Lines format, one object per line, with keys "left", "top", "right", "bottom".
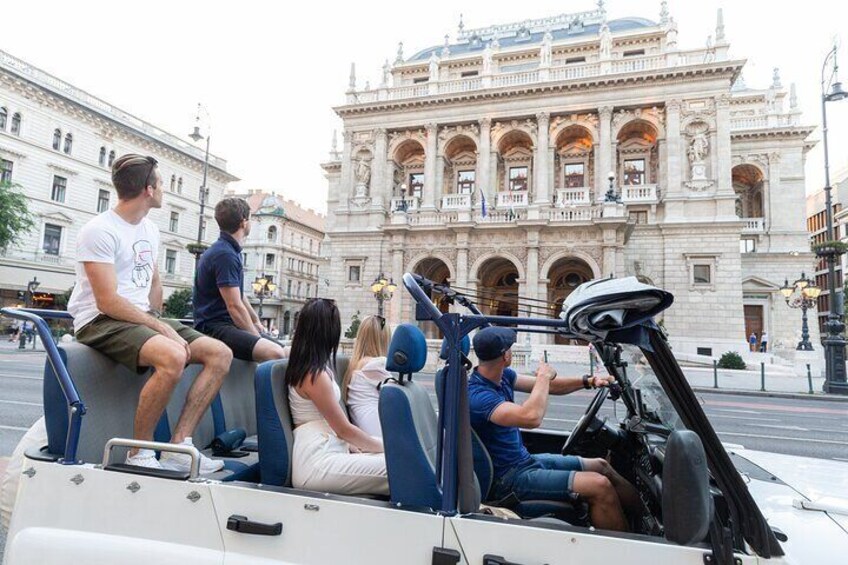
{"left": 254, "top": 355, "right": 350, "bottom": 486}
{"left": 44, "top": 343, "right": 216, "bottom": 462}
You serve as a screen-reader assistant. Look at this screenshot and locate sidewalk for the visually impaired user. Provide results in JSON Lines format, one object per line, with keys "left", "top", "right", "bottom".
{"left": 0, "top": 338, "right": 46, "bottom": 354}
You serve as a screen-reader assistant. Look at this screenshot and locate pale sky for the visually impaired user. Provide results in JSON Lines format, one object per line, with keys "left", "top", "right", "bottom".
{"left": 3, "top": 0, "right": 847, "bottom": 213}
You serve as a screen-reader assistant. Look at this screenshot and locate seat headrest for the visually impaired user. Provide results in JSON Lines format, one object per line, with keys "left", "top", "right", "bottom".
{"left": 439, "top": 335, "right": 470, "bottom": 360}
{"left": 386, "top": 323, "right": 427, "bottom": 375}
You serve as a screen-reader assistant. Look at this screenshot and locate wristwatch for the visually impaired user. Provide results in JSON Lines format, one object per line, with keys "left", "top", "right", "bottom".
{"left": 549, "top": 371, "right": 558, "bottom": 382}
{"left": 582, "top": 374, "right": 593, "bottom": 390}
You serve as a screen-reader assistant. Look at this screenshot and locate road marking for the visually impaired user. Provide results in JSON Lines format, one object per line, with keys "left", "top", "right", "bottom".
{"left": 0, "top": 373, "right": 43, "bottom": 381}
{"left": 754, "top": 424, "right": 809, "bottom": 432}
{"left": 710, "top": 408, "right": 762, "bottom": 415}
{"left": 542, "top": 418, "right": 579, "bottom": 424}
{"left": 0, "top": 424, "right": 29, "bottom": 432}
{"left": 706, "top": 399, "right": 848, "bottom": 416}
{"left": 0, "top": 399, "right": 42, "bottom": 407}
{"left": 717, "top": 431, "right": 848, "bottom": 445}
{"left": 833, "top": 458, "right": 848, "bottom": 462}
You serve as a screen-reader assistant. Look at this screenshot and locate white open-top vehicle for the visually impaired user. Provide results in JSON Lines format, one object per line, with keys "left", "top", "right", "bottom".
{"left": 2, "top": 274, "right": 847, "bottom": 564}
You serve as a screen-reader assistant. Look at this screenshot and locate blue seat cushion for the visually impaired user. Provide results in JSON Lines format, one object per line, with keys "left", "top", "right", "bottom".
{"left": 386, "top": 324, "right": 427, "bottom": 375}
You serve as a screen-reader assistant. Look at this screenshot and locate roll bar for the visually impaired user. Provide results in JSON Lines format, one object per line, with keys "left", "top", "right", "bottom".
{"left": 1, "top": 307, "right": 84, "bottom": 465}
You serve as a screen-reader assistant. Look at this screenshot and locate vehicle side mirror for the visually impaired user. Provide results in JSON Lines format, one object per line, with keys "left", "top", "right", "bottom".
{"left": 662, "top": 430, "right": 713, "bottom": 545}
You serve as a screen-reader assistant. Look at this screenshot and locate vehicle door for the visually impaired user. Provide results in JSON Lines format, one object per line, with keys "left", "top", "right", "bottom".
{"left": 209, "top": 483, "right": 447, "bottom": 565}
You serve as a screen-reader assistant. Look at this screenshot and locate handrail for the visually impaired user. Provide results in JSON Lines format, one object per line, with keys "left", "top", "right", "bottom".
{"left": 0, "top": 307, "right": 84, "bottom": 464}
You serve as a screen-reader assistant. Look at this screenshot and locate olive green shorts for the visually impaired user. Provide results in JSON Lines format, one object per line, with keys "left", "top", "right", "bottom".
{"left": 75, "top": 314, "right": 204, "bottom": 373}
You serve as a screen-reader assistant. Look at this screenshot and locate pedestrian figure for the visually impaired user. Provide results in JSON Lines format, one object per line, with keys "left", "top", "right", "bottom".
{"left": 749, "top": 331, "right": 757, "bottom": 352}
{"left": 760, "top": 331, "right": 768, "bottom": 353}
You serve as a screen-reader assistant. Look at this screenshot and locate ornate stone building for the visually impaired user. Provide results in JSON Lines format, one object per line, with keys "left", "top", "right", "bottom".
{"left": 322, "top": 3, "right": 817, "bottom": 357}
{"left": 0, "top": 49, "right": 238, "bottom": 309}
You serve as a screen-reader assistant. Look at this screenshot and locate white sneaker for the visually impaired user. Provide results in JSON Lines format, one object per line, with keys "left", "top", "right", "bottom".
{"left": 125, "top": 449, "right": 163, "bottom": 469}
{"left": 160, "top": 438, "right": 225, "bottom": 474}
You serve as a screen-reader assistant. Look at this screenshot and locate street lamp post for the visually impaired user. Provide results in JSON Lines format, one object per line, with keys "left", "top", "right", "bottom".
{"left": 19, "top": 276, "right": 40, "bottom": 349}
{"left": 189, "top": 104, "right": 211, "bottom": 272}
{"left": 370, "top": 241, "right": 397, "bottom": 317}
{"left": 780, "top": 273, "right": 821, "bottom": 351}
{"left": 604, "top": 171, "right": 619, "bottom": 203}
{"left": 819, "top": 45, "right": 848, "bottom": 394}
{"left": 252, "top": 274, "right": 277, "bottom": 326}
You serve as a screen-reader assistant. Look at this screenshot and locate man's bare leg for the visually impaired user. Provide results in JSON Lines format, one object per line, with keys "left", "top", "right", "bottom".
{"left": 252, "top": 338, "right": 288, "bottom": 362}
{"left": 170, "top": 337, "right": 232, "bottom": 443}
{"left": 571, "top": 471, "right": 629, "bottom": 532}
{"left": 134, "top": 336, "right": 189, "bottom": 453}
{"left": 583, "top": 458, "right": 642, "bottom": 516}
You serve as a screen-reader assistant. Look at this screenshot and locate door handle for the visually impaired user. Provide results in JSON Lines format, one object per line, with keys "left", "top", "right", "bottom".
{"left": 226, "top": 514, "right": 283, "bottom": 536}
{"left": 483, "top": 555, "right": 525, "bottom": 565}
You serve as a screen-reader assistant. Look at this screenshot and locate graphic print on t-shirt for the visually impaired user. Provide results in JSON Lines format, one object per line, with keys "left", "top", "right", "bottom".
{"left": 131, "top": 240, "right": 154, "bottom": 288}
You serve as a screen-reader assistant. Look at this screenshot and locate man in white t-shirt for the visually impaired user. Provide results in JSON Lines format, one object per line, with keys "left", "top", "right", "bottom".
{"left": 67, "top": 154, "right": 232, "bottom": 473}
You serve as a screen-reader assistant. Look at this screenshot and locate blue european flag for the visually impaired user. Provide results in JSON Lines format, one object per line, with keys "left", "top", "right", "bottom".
{"left": 480, "top": 189, "right": 488, "bottom": 218}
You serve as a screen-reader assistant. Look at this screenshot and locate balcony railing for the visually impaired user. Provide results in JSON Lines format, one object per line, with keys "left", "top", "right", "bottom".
{"left": 741, "top": 217, "right": 765, "bottom": 233}
{"left": 620, "top": 184, "right": 658, "bottom": 204}
{"left": 556, "top": 187, "right": 592, "bottom": 206}
{"left": 390, "top": 196, "right": 420, "bottom": 212}
{"left": 476, "top": 209, "right": 527, "bottom": 223}
{"left": 441, "top": 193, "right": 472, "bottom": 209}
{"left": 407, "top": 211, "right": 459, "bottom": 226}
{"left": 497, "top": 190, "right": 529, "bottom": 208}
{"left": 549, "top": 206, "right": 603, "bottom": 222}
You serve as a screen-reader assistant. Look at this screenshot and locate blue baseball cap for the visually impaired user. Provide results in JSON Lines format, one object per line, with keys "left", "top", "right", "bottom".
{"left": 473, "top": 327, "right": 517, "bottom": 361}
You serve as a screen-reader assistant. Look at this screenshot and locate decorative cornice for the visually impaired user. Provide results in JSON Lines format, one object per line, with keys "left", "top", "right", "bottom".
{"left": 47, "top": 163, "right": 79, "bottom": 176}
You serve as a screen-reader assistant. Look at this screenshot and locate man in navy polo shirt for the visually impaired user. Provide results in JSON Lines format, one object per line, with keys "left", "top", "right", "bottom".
{"left": 469, "top": 327, "right": 640, "bottom": 532}
{"left": 194, "top": 198, "right": 288, "bottom": 362}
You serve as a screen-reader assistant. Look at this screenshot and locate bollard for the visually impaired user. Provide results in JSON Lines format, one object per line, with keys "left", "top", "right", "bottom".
{"left": 713, "top": 359, "right": 718, "bottom": 389}
{"left": 17, "top": 329, "right": 26, "bottom": 350}
{"left": 760, "top": 362, "right": 766, "bottom": 392}
{"left": 544, "top": 350, "right": 549, "bottom": 364}
{"left": 807, "top": 364, "right": 814, "bottom": 394}
{"left": 589, "top": 350, "right": 594, "bottom": 375}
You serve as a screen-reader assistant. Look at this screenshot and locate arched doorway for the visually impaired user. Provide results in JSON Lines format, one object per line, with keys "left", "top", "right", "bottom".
{"left": 413, "top": 257, "right": 451, "bottom": 339}
{"left": 496, "top": 130, "right": 534, "bottom": 207}
{"left": 477, "top": 257, "right": 521, "bottom": 318}
{"left": 732, "top": 164, "right": 765, "bottom": 219}
{"left": 443, "top": 135, "right": 478, "bottom": 206}
{"left": 616, "top": 120, "right": 659, "bottom": 190}
{"left": 283, "top": 310, "right": 291, "bottom": 337}
{"left": 391, "top": 139, "right": 426, "bottom": 205}
{"left": 547, "top": 257, "right": 594, "bottom": 344}
{"left": 554, "top": 125, "right": 595, "bottom": 205}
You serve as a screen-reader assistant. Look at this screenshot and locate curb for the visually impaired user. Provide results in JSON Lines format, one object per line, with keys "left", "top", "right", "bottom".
{"left": 691, "top": 386, "right": 848, "bottom": 403}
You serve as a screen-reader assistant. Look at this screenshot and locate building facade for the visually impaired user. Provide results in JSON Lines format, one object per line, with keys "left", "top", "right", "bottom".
{"left": 807, "top": 179, "right": 846, "bottom": 334}
{"left": 230, "top": 191, "right": 326, "bottom": 337}
{"left": 323, "top": 4, "right": 818, "bottom": 357}
{"left": 0, "top": 49, "right": 238, "bottom": 310}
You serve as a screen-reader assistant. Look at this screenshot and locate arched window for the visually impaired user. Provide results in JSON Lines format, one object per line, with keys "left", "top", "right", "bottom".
{"left": 267, "top": 226, "right": 277, "bottom": 242}
{"left": 177, "top": 177, "right": 183, "bottom": 193}
{"left": 99, "top": 147, "right": 107, "bottom": 167}
{"left": 52, "top": 129, "right": 62, "bottom": 150}
{"left": 108, "top": 150, "right": 116, "bottom": 167}
{"left": 293, "top": 311, "right": 300, "bottom": 334}
{"left": 170, "top": 174, "right": 176, "bottom": 191}
{"left": 0, "top": 107, "right": 7, "bottom": 130}
{"left": 283, "top": 311, "right": 291, "bottom": 335}
{"left": 63, "top": 133, "right": 73, "bottom": 154}
{"left": 11, "top": 113, "right": 20, "bottom": 135}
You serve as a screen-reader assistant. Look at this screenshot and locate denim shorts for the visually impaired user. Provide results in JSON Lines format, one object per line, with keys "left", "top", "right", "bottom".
{"left": 491, "top": 453, "right": 584, "bottom": 503}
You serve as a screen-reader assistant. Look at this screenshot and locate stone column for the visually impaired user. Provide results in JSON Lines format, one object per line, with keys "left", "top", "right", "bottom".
{"left": 715, "top": 95, "right": 733, "bottom": 195}
{"left": 339, "top": 130, "right": 353, "bottom": 210}
{"left": 391, "top": 243, "right": 404, "bottom": 325}
{"left": 665, "top": 99, "right": 682, "bottom": 197}
{"left": 456, "top": 231, "right": 469, "bottom": 288}
{"left": 422, "top": 123, "right": 438, "bottom": 210}
{"left": 435, "top": 153, "right": 446, "bottom": 209}
{"left": 372, "top": 128, "right": 388, "bottom": 209}
{"left": 602, "top": 227, "right": 618, "bottom": 277}
{"left": 477, "top": 118, "right": 491, "bottom": 207}
{"left": 526, "top": 229, "right": 540, "bottom": 305}
{"left": 597, "top": 107, "right": 613, "bottom": 202}
{"left": 534, "top": 112, "right": 550, "bottom": 205}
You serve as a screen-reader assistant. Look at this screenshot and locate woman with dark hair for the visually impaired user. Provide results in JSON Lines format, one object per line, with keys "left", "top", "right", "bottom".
{"left": 286, "top": 298, "right": 388, "bottom": 495}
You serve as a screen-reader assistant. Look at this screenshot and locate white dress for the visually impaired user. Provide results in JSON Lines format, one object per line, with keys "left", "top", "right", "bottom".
{"left": 346, "top": 356, "right": 390, "bottom": 438}
{"left": 289, "top": 374, "right": 389, "bottom": 495}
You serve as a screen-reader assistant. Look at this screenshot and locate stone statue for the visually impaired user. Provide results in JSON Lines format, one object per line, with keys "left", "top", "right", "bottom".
{"left": 354, "top": 158, "right": 371, "bottom": 197}
{"left": 482, "top": 42, "right": 493, "bottom": 75}
{"left": 381, "top": 60, "right": 391, "bottom": 87}
{"left": 735, "top": 197, "right": 743, "bottom": 218}
{"left": 540, "top": 30, "right": 553, "bottom": 66}
{"left": 688, "top": 132, "right": 709, "bottom": 164}
{"left": 666, "top": 16, "right": 678, "bottom": 49}
{"left": 599, "top": 23, "right": 612, "bottom": 60}
{"left": 429, "top": 52, "right": 440, "bottom": 82}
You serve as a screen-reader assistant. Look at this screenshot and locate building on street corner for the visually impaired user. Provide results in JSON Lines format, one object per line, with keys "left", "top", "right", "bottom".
{"left": 0, "top": 49, "right": 239, "bottom": 310}
{"left": 322, "top": 2, "right": 818, "bottom": 362}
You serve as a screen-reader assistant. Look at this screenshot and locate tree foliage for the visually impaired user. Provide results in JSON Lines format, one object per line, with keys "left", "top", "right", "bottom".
{"left": 717, "top": 351, "right": 746, "bottom": 370}
{"left": 163, "top": 288, "right": 193, "bottom": 319}
{"left": 0, "top": 182, "right": 35, "bottom": 251}
{"left": 344, "top": 310, "right": 362, "bottom": 339}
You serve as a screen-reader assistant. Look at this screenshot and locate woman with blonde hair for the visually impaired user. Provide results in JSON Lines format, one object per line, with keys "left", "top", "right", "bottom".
{"left": 342, "top": 314, "right": 392, "bottom": 438}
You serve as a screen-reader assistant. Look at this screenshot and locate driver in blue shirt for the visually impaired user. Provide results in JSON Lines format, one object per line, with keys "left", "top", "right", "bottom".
{"left": 469, "top": 327, "right": 640, "bottom": 532}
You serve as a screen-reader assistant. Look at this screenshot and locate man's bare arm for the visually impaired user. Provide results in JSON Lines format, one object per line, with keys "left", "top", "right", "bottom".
{"left": 220, "top": 286, "right": 260, "bottom": 336}
{"left": 242, "top": 295, "right": 261, "bottom": 325}
{"left": 490, "top": 376, "right": 551, "bottom": 429}
{"left": 148, "top": 264, "right": 164, "bottom": 312}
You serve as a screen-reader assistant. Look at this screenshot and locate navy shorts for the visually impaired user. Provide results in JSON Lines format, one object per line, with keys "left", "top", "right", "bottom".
{"left": 199, "top": 322, "right": 261, "bottom": 361}
{"left": 491, "top": 454, "right": 584, "bottom": 503}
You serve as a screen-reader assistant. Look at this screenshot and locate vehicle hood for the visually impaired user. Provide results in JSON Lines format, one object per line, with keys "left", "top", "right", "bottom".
{"left": 729, "top": 448, "right": 848, "bottom": 563}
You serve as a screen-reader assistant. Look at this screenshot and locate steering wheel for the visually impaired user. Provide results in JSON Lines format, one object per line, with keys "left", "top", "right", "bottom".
{"left": 561, "top": 387, "right": 609, "bottom": 455}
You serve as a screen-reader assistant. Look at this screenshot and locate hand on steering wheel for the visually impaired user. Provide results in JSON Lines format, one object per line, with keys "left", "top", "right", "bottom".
{"left": 561, "top": 387, "right": 609, "bottom": 455}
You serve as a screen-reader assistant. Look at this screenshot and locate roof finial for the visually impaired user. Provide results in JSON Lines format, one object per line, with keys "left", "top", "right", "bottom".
{"left": 395, "top": 42, "right": 404, "bottom": 64}
{"left": 597, "top": 0, "right": 606, "bottom": 17}
{"left": 660, "top": 1, "right": 669, "bottom": 26}
{"left": 458, "top": 14, "right": 465, "bottom": 35}
{"left": 348, "top": 62, "right": 356, "bottom": 92}
{"left": 381, "top": 59, "right": 391, "bottom": 87}
{"left": 772, "top": 67, "right": 782, "bottom": 89}
{"left": 716, "top": 8, "right": 726, "bottom": 43}
{"left": 442, "top": 34, "right": 451, "bottom": 57}
{"left": 331, "top": 130, "right": 339, "bottom": 159}
{"left": 790, "top": 82, "right": 798, "bottom": 109}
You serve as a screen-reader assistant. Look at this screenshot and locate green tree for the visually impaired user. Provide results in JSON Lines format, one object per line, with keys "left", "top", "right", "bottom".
{"left": 54, "top": 285, "right": 75, "bottom": 310}
{"left": 344, "top": 310, "right": 362, "bottom": 339}
{"left": 163, "top": 288, "right": 193, "bottom": 319}
{"left": 0, "top": 181, "right": 35, "bottom": 251}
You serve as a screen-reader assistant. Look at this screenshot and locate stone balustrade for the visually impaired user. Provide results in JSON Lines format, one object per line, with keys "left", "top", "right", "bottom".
{"left": 548, "top": 206, "right": 603, "bottom": 222}
{"left": 441, "top": 193, "right": 472, "bottom": 209}
{"left": 620, "top": 184, "right": 658, "bottom": 204}
{"left": 389, "top": 196, "right": 420, "bottom": 212}
{"left": 497, "top": 190, "right": 529, "bottom": 208}
{"left": 741, "top": 217, "right": 765, "bottom": 233}
{"left": 556, "top": 187, "right": 592, "bottom": 206}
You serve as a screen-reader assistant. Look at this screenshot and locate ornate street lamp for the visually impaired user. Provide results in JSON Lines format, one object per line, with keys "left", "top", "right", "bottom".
{"left": 819, "top": 44, "right": 848, "bottom": 394}
{"left": 25, "top": 276, "right": 40, "bottom": 308}
{"left": 370, "top": 241, "right": 397, "bottom": 317}
{"left": 604, "top": 171, "right": 619, "bottom": 203}
{"left": 252, "top": 274, "right": 277, "bottom": 321}
{"left": 780, "top": 273, "right": 822, "bottom": 351}
{"left": 188, "top": 103, "right": 212, "bottom": 272}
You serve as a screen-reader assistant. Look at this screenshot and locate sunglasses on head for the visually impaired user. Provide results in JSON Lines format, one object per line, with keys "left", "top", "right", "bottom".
{"left": 375, "top": 315, "right": 386, "bottom": 329}
{"left": 116, "top": 155, "right": 159, "bottom": 191}
{"left": 308, "top": 297, "right": 337, "bottom": 307}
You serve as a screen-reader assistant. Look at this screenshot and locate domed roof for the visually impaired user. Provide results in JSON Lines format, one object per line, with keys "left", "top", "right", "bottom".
{"left": 256, "top": 195, "right": 286, "bottom": 217}
{"left": 408, "top": 17, "right": 658, "bottom": 62}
